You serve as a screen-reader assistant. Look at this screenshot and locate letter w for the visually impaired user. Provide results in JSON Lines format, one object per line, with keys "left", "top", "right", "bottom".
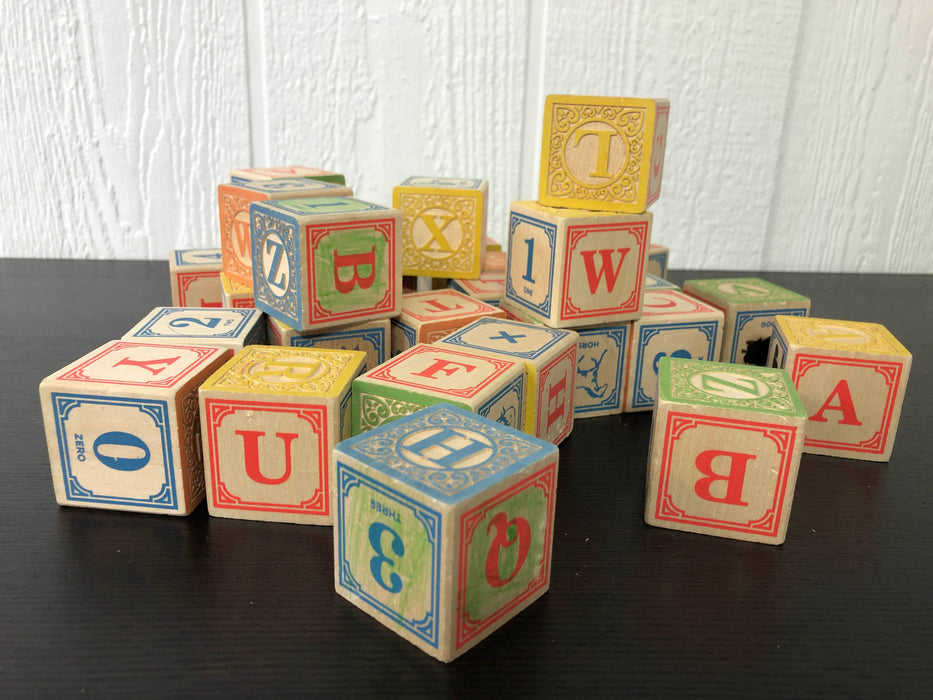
{"left": 580, "top": 248, "right": 630, "bottom": 294}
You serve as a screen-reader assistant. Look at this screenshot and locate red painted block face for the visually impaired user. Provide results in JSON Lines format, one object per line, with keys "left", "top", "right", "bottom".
{"left": 769, "top": 316, "right": 912, "bottom": 462}
{"left": 645, "top": 358, "right": 808, "bottom": 545}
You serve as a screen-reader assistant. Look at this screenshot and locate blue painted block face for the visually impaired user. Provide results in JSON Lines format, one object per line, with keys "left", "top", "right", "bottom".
{"left": 575, "top": 324, "right": 629, "bottom": 417}
{"left": 334, "top": 404, "right": 559, "bottom": 661}
{"left": 250, "top": 202, "right": 303, "bottom": 329}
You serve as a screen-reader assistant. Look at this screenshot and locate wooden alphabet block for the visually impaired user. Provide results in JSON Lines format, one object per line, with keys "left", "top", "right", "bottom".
{"left": 250, "top": 196, "right": 402, "bottom": 332}
{"left": 199, "top": 346, "right": 365, "bottom": 524}
{"left": 352, "top": 344, "right": 526, "bottom": 435}
{"left": 626, "top": 290, "right": 724, "bottom": 412}
{"left": 645, "top": 357, "right": 807, "bottom": 544}
{"left": 393, "top": 176, "right": 489, "bottom": 279}
{"left": 169, "top": 248, "right": 224, "bottom": 307}
{"left": 768, "top": 316, "right": 912, "bottom": 461}
{"left": 266, "top": 316, "right": 390, "bottom": 374}
{"left": 220, "top": 271, "right": 255, "bottom": 309}
{"left": 434, "top": 318, "right": 578, "bottom": 444}
{"left": 539, "top": 95, "right": 669, "bottom": 213}
{"left": 229, "top": 165, "right": 346, "bottom": 186}
{"left": 218, "top": 178, "right": 353, "bottom": 286}
{"left": 484, "top": 236, "right": 502, "bottom": 252}
{"left": 647, "top": 243, "right": 670, "bottom": 279}
{"left": 391, "top": 289, "right": 505, "bottom": 355}
{"left": 503, "top": 201, "right": 651, "bottom": 328}
{"left": 123, "top": 307, "right": 266, "bottom": 351}
{"left": 447, "top": 271, "right": 506, "bottom": 307}
{"left": 482, "top": 250, "right": 507, "bottom": 273}
{"left": 683, "top": 277, "right": 810, "bottom": 365}
{"left": 334, "top": 404, "right": 558, "bottom": 662}
{"left": 39, "top": 340, "right": 231, "bottom": 514}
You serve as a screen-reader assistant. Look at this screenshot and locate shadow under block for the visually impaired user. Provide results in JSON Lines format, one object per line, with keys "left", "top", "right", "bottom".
{"left": 645, "top": 357, "right": 807, "bottom": 545}
{"left": 170, "top": 248, "right": 224, "bottom": 307}
{"left": 393, "top": 177, "right": 489, "bottom": 279}
{"left": 768, "top": 316, "right": 912, "bottom": 461}
{"left": 351, "top": 344, "right": 526, "bottom": 435}
{"left": 626, "top": 290, "right": 725, "bottom": 412}
{"left": 647, "top": 243, "right": 669, "bottom": 279}
{"left": 39, "top": 340, "right": 232, "bottom": 515}
{"left": 198, "top": 345, "right": 366, "bottom": 524}
{"left": 220, "top": 272, "right": 255, "bottom": 309}
{"left": 267, "top": 316, "right": 390, "bottom": 374}
{"left": 250, "top": 196, "right": 402, "bottom": 332}
{"left": 229, "top": 165, "right": 346, "bottom": 186}
{"left": 539, "top": 95, "right": 669, "bottom": 213}
{"left": 123, "top": 307, "right": 266, "bottom": 351}
{"left": 434, "top": 317, "right": 578, "bottom": 445}
{"left": 504, "top": 201, "right": 652, "bottom": 328}
{"left": 218, "top": 178, "right": 353, "bottom": 286}
{"left": 334, "top": 404, "right": 559, "bottom": 663}
{"left": 683, "top": 277, "right": 811, "bottom": 365}
{"left": 392, "top": 289, "right": 506, "bottom": 355}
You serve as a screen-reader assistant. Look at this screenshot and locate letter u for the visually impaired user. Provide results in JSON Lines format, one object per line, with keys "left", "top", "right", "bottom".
{"left": 235, "top": 430, "right": 298, "bottom": 485}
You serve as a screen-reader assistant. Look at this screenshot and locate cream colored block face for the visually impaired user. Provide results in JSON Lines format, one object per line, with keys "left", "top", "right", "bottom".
{"left": 391, "top": 289, "right": 506, "bottom": 354}
{"left": 769, "top": 316, "right": 911, "bottom": 461}
{"left": 169, "top": 248, "right": 224, "bottom": 307}
{"left": 538, "top": 95, "right": 669, "bottom": 213}
{"left": 39, "top": 340, "right": 231, "bottom": 515}
{"left": 198, "top": 345, "right": 366, "bottom": 524}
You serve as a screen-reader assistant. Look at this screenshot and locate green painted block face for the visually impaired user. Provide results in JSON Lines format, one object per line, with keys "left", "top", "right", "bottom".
{"left": 273, "top": 196, "right": 386, "bottom": 216}
{"left": 659, "top": 356, "right": 807, "bottom": 417}
{"left": 313, "top": 225, "right": 391, "bottom": 315}
{"left": 685, "top": 277, "right": 809, "bottom": 305}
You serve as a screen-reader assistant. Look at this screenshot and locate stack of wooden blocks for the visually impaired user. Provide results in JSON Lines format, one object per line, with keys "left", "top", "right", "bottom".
{"left": 37, "top": 96, "right": 914, "bottom": 664}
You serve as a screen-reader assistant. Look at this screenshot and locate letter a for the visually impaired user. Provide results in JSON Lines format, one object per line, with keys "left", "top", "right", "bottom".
{"left": 693, "top": 450, "right": 754, "bottom": 506}
{"left": 810, "top": 379, "right": 862, "bottom": 426}
{"left": 235, "top": 430, "right": 298, "bottom": 485}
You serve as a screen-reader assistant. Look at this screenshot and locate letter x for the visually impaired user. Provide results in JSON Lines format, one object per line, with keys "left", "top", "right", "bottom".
{"left": 490, "top": 330, "right": 527, "bottom": 344}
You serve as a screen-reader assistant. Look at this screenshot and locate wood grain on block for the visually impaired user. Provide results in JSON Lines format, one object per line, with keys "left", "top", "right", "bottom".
{"left": 334, "top": 404, "right": 558, "bottom": 662}
{"left": 645, "top": 357, "right": 807, "bottom": 545}
{"left": 539, "top": 95, "right": 669, "bottom": 213}
{"left": 434, "top": 318, "right": 577, "bottom": 444}
{"left": 393, "top": 177, "right": 489, "bottom": 280}
{"left": 266, "top": 316, "right": 390, "bottom": 374}
{"left": 123, "top": 307, "right": 266, "bottom": 351}
{"left": 250, "top": 196, "right": 402, "bottom": 332}
{"left": 351, "top": 344, "right": 526, "bottom": 436}
{"left": 647, "top": 244, "right": 669, "bottom": 279}
{"left": 626, "top": 290, "right": 724, "bottom": 412}
{"left": 199, "top": 345, "right": 365, "bottom": 524}
{"left": 683, "top": 277, "right": 810, "bottom": 365}
{"left": 220, "top": 272, "right": 255, "bottom": 309}
{"left": 229, "top": 166, "right": 346, "bottom": 185}
{"left": 768, "top": 316, "right": 911, "bottom": 462}
{"left": 169, "top": 249, "right": 224, "bottom": 307}
{"left": 448, "top": 272, "right": 506, "bottom": 307}
{"left": 391, "top": 289, "right": 505, "bottom": 355}
{"left": 505, "top": 201, "right": 651, "bottom": 328}
{"left": 39, "top": 340, "right": 231, "bottom": 515}
{"left": 218, "top": 178, "right": 353, "bottom": 286}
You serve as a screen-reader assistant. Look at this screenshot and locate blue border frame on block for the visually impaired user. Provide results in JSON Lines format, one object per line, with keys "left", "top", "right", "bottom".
{"left": 575, "top": 326, "right": 628, "bottom": 415}
{"left": 632, "top": 321, "right": 720, "bottom": 409}
{"left": 129, "top": 308, "right": 260, "bottom": 340}
{"left": 505, "top": 212, "right": 556, "bottom": 317}
{"left": 441, "top": 317, "right": 570, "bottom": 361}
{"left": 290, "top": 327, "right": 388, "bottom": 369}
{"left": 336, "top": 464, "right": 441, "bottom": 648}
{"left": 52, "top": 393, "right": 177, "bottom": 510}
{"left": 729, "top": 308, "right": 808, "bottom": 363}
{"left": 250, "top": 204, "right": 303, "bottom": 329}
{"left": 477, "top": 373, "right": 526, "bottom": 429}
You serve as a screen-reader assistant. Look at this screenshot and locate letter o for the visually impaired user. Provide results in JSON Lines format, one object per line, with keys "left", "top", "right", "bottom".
{"left": 93, "top": 431, "right": 151, "bottom": 472}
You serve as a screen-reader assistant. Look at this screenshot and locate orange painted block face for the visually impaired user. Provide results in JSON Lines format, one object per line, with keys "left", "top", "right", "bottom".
{"left": 645, "top": 357, "right": 808, "bottom": 545}
{"left": 198, "top": 345, "right": 366, "bottom": 525}
{"left": 539, "top": 95, "right": 669, "bottom": 214}
{"left": 504, "top": 201, "right": 652, "bottom": 329}
{"left": 769, "top": 316, "right": 912, "bottom": 462}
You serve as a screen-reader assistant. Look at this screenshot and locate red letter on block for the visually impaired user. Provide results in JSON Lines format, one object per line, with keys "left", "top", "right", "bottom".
{"left": 236, "top": 430, "right": 298, "bottom": 485}
{"left": 809, "top": 379, "right": 862, "bottom": 426}
{"left": 411, "top": 359, "right": 476, "bottom": 381}
{"left": 333, "top": 246, "right": 376, "bottom": 293}
{"left": 693, "top": 449, "right": 754, "bottom": 506}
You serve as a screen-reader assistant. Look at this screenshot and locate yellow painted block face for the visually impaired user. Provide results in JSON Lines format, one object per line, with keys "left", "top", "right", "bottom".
{"left": 201, "top": 345, "right": 366, "bottom": 399}
{"left": 394, "top": 178, "right": 488, "bottom": 279}
{"left": 773, "top": 316, "right": 910, "bottom": 357}
{"left": 539, "top": 95, "right": 669, "bottom": 213}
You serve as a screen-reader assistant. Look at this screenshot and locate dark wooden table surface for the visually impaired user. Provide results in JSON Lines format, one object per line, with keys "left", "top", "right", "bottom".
{"left": 2, "top": 260, "right": 931, "bottom": 696}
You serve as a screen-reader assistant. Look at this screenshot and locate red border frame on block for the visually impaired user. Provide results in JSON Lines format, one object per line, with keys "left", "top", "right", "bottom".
{"left": 646, "top": 102, "right": 670, "bottom": 206}
{"left": 535, "top": 346, "right": 577, "bottom": 443}
{"left": 306, "top": 218, "right": 397, "bottom": 324}
{"left": 456, "top": 462, "right": 557, "bottom": 648}
{"left": 56, "top": 342, "right": 220, "bottom": 388}
{"left": 654, "top": 412, "right": 797, "bottom": 539}
{"left": 203, "top": 398, "right": 329, "bottom": 516}
{"left": 560, "top": 220, "right": 648, "bottom": 321}
{"left": 792, "top": 354, "right": 904, "bottom": 455}
{"left": 176, "top": 270, "right": 222, "bottom": 306}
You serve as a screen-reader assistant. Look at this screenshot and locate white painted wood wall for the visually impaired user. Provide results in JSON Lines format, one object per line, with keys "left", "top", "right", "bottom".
{"left": 2, "top": 0, "right": 931, "bottom": 273}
